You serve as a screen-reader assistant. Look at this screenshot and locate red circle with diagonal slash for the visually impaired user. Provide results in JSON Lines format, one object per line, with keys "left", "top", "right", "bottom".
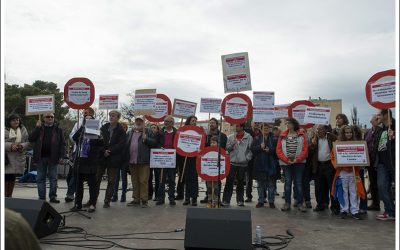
{"left": 288, "top": 100, "right": 315, "bottom": 129}
{"left": 145, "top": 94, "right": 172, "bottom": 122}
{"left": 173, "top": 125, "right": 206, "bottom": 157}
{"left": 365, "top": 69, "right": 396, "bottom": 109}
{"left": 64, "top": 78, "right": 95, "bottom": 109}
{"left": 221, "top": 93, "right": 253, "bottom": 124}
{"left": 196, "top": 146, "right": 230, "bottom": 181}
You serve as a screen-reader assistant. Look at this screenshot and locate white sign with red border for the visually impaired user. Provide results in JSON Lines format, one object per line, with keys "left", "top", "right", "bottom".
{"left": 253, "top": 106, "right": 275, "bottom": 123}
{"left": 274, "top": 104, "right": 290, "bottom": 119}
{"left": 99, "top": 94, "right": 119, "bottom": 110}
{"left": 196, "top": 146, "right": 231, "bottom": 181}
{"left": 304, "top": 107, "right": 331, "bottom": 125}
{"left": 134, "top": 89, "right": 157, "bottom": 115}
{"left": 173, "top": 125, "right": 206, "bottom": 157}
{"left": 253, "top": 91, "right": 275, "bottom": 106}
{"left": 222, "top": 52, "right": 252, "bottom": 93}
{"left": 145, "top": 94, "right": 172, "bottom": 123}
{"left": 221, "top": 93, "right": 253, "bottom": 124}
{"left": 150, "top": 149, "right": 176, "bottom": 168}
{"left": 288, "top": 100, "right": 316, "bottom": 129}
{"left": 333, "top": 141, "right": 370, "bottom": 167}
{"left": 200, "top": 98, "right": 222, "bottom": 113}
{"left": 64, "top": 78, "right": 95, "bottom": 109}
{"left": 25, "top": 95, "right": 55, "bottom": 116}
{"left": 365, "top": 69, "right": 396, "bottom": 109}
{"left": 172, "top": 99, "right": 197, "bottom": 119}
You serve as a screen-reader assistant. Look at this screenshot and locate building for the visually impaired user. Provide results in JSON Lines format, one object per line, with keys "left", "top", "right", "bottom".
{"left": 309, "top": 97, "right": 342, "bottom": 127}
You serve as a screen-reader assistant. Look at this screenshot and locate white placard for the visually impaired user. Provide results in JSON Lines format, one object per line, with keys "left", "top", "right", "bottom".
{"left": 26, "top": 95, "right": 55, "bottom": 115}
{"left": 200, "top": 98, "right": 222, "bottom": 113}
{"left": 99, "top": 94, "right": 119, "bottom": 110}
{"left": 225, "top": 74, "right": 251, "bottom": 93}
{"left": 225, "top": 100, "right": 248, "bottom": 120}
{"left": 200, "top": 151, "right": 226, "bottom": 176}
{"left": 253, "top": 106, "right": 275, "bottom": 123}
{"left": 371, "top": 80, "right": 396, "bottom": 103}
{"left": 173, "top": 99, "right": 197, "bottom": 118}
{"left": 334, "top": 142, "right": 369, "bottom": 166}
{"left": 150, "top": 149, "right": 176, "bottom": 168}
{"left": 304, "top": 107, "right": 331, "bottom": 125}
{"left": 292, "top": 109, "right": 306, "bottom": 125}
{"left": 274, "top": 104, "right": 290, "bottom": 119}
{"left": 154, "top": 100, "right": 169, "bottom": 118}
{"left": 253, "top": 91, "right": 275, "bottom": 106}
{"left": 222, "top": 52, "right": 252, "bottom": 93}
{"left": 134, "top": 89, "right": 157, "bottom": 115}
{"left": 68, "top": 83, "right": 91, "bottom": 105}
{"left": 85, "top": 119, "right": 101, "bottom": 136}
{"left": 177, "top": 131, "right": 203, "bottom": 153}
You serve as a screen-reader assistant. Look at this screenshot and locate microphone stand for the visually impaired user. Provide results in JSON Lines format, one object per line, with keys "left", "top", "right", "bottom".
{"left": 217, "top": 115, "right": 223, "bottom": 208}
{"left": 71, "top": 118, "right": 91, "bottom": 219}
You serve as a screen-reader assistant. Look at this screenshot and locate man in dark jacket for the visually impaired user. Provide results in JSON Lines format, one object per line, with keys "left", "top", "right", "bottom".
{"left": 96, "top": 110, "right": 126, "bottom": 208}
{"left": 375, "top": 109, "right": 395, "bottom": 221}
{"left": 155, "top": 116, "right": 178, "bottom": 205}
{"left": 126, "top": 116, "right": 157, "bottom": 208}
{"left": 29, "top": 113, "right": 65, "bottom": 203}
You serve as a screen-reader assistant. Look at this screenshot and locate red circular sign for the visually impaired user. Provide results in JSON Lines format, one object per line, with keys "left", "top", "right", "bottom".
{"left": 221, "top": 93, "right": 253, "bottom": 124}
{"left": 64, "top": 78, "right": 95, "bottom": 109}
{"left": 365, "top": 69, "right": 396, "bottom": 109}
{"left": 173, "top": 125, "right": 207, "bottom": 157}
{"left": 288, "top": 100, "right": 316, "bottom": 129}
{"left": 145, "top": 94, "right": 172, "bottom": 123}
{"left": 196, "top": 146, "right": 230, "bottom": 181}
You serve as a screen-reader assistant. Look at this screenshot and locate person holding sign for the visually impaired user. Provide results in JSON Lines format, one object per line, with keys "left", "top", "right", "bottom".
{"left": 5, "top": 114, "right": 30, "bottom": 197}
{"left": 276, "top": 118, "right": 308, "bottom": 212}
{"left": 155, "top": 116, "right": 178, "bottom": 206}
{"left": 29, "top": 113, "right": 66, "bottom": 203}
{"left": 374, "top": 109, "right": 395, "bottom": 221}
{"left": 222, "top": 123, "right": 253, "bottom": 207}
{"left": 330, "top": 126, "right": 366, "bottom": 220}
{"left": 332, "top": 114, "right": 349, "bottom": 137}
{"left": 250, "top": 123, "right": 277, "bottom": 209}
{"left": 126, "top": 117, "right": 158, "bottom": 208}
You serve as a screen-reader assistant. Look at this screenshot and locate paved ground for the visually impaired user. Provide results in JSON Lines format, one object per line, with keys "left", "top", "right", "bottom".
{"left": 10, "top": 178, "right": 396, "bottom": 250}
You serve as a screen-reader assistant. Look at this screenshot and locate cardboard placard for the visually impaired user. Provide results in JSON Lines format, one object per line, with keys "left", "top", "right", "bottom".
{"left": 196, "top": 146, "right": 231, "bottom": 181}
{"left": 173, "top": 125, "right": 206, "bottom": 157}
{"left": 253, "top": 91, "right": 275, "bottom": 106}
{"left": 333, "top": 141, "right": 370, "bottom": 167}
{"left": 99, "top": 94, "right": 119, "bottom": 110}
{"left": 365, "top": 69, "right": 396, "bottom": 109}
{"left": 304, "top": 107, "right": 331, "bottom": 125}
{"left": 253, "top": 106, "right": 275, "bottom": 123}
{"left": 172, "top": 99, "right": 197, "bottom": 119}
{"left": 150, "top": 149, "right": 176, "bottom": 168}
{"left": 274, "top": 104, "right": 290, "bottom": 119}
{"left": 134, "top": 89, "right": 157, "bottom": 115}
{"left": 200, "top": 98, "right": 222, "bottom": 113}
{"left": 25, "top": 95, "right": 55, "bottom": 115}
{"left": 222, "top": 52, "right": 252, "bottom": 93}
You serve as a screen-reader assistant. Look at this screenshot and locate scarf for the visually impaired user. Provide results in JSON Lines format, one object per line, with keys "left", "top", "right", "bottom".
{"left": 9, "top": 128, "right": 22, "bottom": 143}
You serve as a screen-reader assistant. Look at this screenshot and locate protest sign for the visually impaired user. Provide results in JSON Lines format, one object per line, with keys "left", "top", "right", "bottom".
{"left": 134, "top": 89, "right": 156, "bottom": 115}
{"left": 365, "top": 69, "right": 396, "bottom": 109}
{"left": 99, "top": 94, "right": 118, "bottom": 110}
{"left": 253, "top": 91, "right": 275, "bottom": 106}
{"left": 64, "top": 78, "right": 95, "bottom": 109}
{"left": 173, "top": 125, "right": 206, "bottom": 157}
{"left": 288, "top": 100, "right": 316, "bottom": 128}
{"left": 222, "top": 52, "right": 252, "bottom": 93}
{"left": 333, "top": 141, "right": 370, "bottom": 167}
{"left": 172, "top": 99, "right": 197, "bottom": 119}
{"left": 274, "top": 104, "right": 290, "bottom": 119}
{"left": 25, "top": 95, "right": 55, "bottom": 115}
{"left": 150, "top": 149, "right": 176, "bottom": 168}
{"left": 145, "top": 94, "right": 172, "bottom": 122}
{"left": 304, "top": 107, "right": 331, "bottom": 125}
{"left": 221, "top": 93, "right": 253, "bottom": 124}
{"left": 200, "top": 98, "right": 222, "bottom": 113}
{"left": 253, "top": 106, "right": 275, "bottom": 123}
{"left": 196, "top": 146, "right": 230, "bottom": 181}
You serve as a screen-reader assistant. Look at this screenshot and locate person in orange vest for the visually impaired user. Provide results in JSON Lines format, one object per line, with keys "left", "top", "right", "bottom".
{"left": 330, "top": 125, "right": 366, "bottom": 220}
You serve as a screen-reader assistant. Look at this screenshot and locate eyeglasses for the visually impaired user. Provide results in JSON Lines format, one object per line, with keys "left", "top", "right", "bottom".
{"left": 45, "top": 116, "right": 54, "bottom": 119}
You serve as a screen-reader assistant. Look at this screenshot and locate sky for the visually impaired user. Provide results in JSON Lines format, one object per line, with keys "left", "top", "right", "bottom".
{"left": 3, "top": 0, "right": 397, "bottom": 126}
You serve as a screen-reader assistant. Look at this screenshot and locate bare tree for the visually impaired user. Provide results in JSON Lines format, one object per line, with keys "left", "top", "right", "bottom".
{"left": 350, "top": 105, "right": 360, "bottom": 126}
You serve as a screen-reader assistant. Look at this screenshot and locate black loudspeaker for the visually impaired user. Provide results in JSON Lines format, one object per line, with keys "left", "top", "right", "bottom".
{"left": 5, "top": 198, "right": 62, "bottom": 238}
{"left": 184, "top": 208, "right": 252, "bottom": 250}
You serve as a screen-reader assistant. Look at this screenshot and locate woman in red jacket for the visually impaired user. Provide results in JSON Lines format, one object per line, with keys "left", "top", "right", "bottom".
{"left": 276, "top": 118, "right": 308, "bottom": 212}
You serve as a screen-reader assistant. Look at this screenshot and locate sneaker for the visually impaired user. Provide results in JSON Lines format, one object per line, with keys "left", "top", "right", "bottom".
{"left": 244, "top": 198, "right": 252, "bottom": 203}
{"left": 341, "top": 212, "right": 348, "bottom": 219}
{"left": 376, "top": 213, "right": 395, "bottom": 221}
{"left": 169, "top": 200, "right": 176, "bottom": 206}
{"left": 269, "top": 203, "right": 276, "bottom": 209}
{"left": 182, "top": 200, "right": 190, "bottom": 206}
{"left": 127, "top": 200, "right": 140, "bottom": 206}
{"left": 156, "top": 200, "right": 165, "bottom": 205}
{"left": 237, "top": 201, "right": 244, "bottom": 207}
{"left": 103, "top": 202, "right": 110, "bottom": 208}
{"left": 50, "top": 198, "right": 60, "bottom": 204}
{"left": 200, "top": 197, "right": 208, "bottom": 204}
{"left": 305, "top": 201, "right": 312, "bottom": 209}
{"left": 367, "top": 204, "right": 380, "bottom": 211}
{"left": 141, "top": 201, "right": 148, "bottom": 208}
{"left": 298, "top": 204, "right": 307, "bottom": 212}
{"left": 255, "top": 203, "right": 263, "bottom": 208}
{"left": 221, "top": 201, "right": 230, "bottom": 207}
{"left": 65, "top": 197, "right": 74, "bottom": 203}
{"left": 281, "top": 203, "right": 291, "bottom": 211}
{"left": 88, "top": 205, "right": 96, "bottom": 213}
{"left": 352, "top": 213, "right": 362, "bottom": 220}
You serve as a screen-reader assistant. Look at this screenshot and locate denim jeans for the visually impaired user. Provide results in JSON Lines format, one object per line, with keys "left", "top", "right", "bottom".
{"left": 36, "top": 158, "right": 58, "bottom": 200}
{"left": 156, "top": 168, "right": 176, "bottom": 201}
{"left": 113, "top": 167, "right": 128, "bottom": 198}
{"left": 283, "top": 163, "right": 304, "bottom": 205}
{"left": 377, "top": 163, "right": 395, "bottom": 217}
{"left": 257, "top": 176, "right": 276, "bottom": 204}
{"left": 222, "top": 165, "right": 246, "bottom": 203}
{"left": 359, "top": 168, "right": 368, "bottom": 211}
{"left": 66, "top": 167, "right": 76, "bottom": 198}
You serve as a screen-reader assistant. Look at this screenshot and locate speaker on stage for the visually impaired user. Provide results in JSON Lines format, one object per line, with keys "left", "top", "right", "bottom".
{"left": 5, "top": 198, "right": 62, "bottom": 239}
{"left": 184, "top": 208, "right": 252, "bottom": 250}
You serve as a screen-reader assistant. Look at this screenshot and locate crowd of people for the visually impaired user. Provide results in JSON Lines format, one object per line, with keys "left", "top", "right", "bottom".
{"left": 4, "top": 108, "right": 395, "bottom": 221}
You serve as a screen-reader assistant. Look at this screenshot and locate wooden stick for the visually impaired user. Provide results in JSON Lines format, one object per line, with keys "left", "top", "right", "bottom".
{"left": 179, "top": 156, "right": 187, "bottom": 183}
{"left": 211, "top": 181, "right": 214, "bottom": 208}
{"left": 77, "top": 109, "right": 80, "bottom": 127}
{"left": 160, "top": 168, "right": 164, "bottom": 184}
{"left": 208, "top": 113, "right": 211, "bottom": 132}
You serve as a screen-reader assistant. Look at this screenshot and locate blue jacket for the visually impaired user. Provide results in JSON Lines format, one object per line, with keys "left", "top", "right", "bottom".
{"left": 250, "top": 132, "right": 276, "bottom": 179}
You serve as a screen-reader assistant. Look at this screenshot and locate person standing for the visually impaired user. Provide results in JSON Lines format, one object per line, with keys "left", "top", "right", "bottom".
{"left": 126, "top": 117, "right": 157, "bottom": 208}
{"left": 244, "top": 122, "right": 262, "bottom": 203}
{"left": 276, "top": 118, "right": 308, "bottom": 212}
{"left": 222, "top": 123, "right": 253, "bottom": 207}
{"left": 375, "top": 109, "right": 395, "bottom": 221}
{"left": 155, "top": 116, "right": 178, "bottom": 205}
{"left": 5, "top": 114, "right": 30, "bottom": 197}
{"left": 148, "top": 123, "right": 161, "bottom": 201}
{"left": 96, "top": 110, "right": 126, "bottom": 208}
{"left": 332, "top": 114, "right": 349, "bottom": 137}
{"left": 29, "top": 113, "right": 65, "bottom": 203}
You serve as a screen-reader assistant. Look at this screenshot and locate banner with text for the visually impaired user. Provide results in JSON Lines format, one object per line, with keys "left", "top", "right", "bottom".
{"left": 150, "top": 149, "right": 176, "bottom": 168}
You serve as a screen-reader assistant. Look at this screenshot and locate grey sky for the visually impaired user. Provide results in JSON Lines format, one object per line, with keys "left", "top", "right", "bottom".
{"left": 4, "top": 0, "right": 397, "bottom": 125}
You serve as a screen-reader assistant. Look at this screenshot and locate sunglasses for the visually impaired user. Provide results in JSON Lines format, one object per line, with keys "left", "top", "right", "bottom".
{"left": 45, "top": 116, "right": 54, "bottom": 118}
